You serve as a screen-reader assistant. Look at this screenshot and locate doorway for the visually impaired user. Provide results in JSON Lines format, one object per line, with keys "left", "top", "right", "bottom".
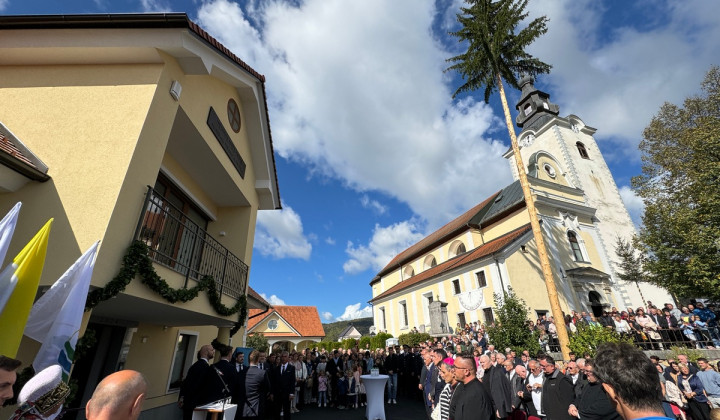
{"left": 589, "top": 291, "right": 604, "bottom": 317}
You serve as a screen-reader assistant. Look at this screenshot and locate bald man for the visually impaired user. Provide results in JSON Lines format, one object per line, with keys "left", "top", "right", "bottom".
{"left": 86, "top": 370, "right": 147, "bottom": 420}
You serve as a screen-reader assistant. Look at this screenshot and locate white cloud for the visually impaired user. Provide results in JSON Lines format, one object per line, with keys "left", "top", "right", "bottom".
{"left": 325, "top": 237, "right": 336, "bottom": 245}
{"left": 343, "top": 221, "right": 424, "bottom": 274}
{"left": 336, "top": 303, "right": 373, "bottom": 321}
{"left": 360, "top": 195, "right": 388, "bottom": 215}
{"left": 0, "top": 0, "right": 8, "bottom": 11}
{"left": 321, "top": 311, "right": 334, "bottom": 321}
{"left": 197, "top": 0, "right": 513, "bottom": 229}
{"left": 254, "top": 205, "right": 312, "bottom": 260}
{"left": 526, "top": 0, "right": 720, "bottom": 162}
{"left": 619, "top": 185, "right": 644, "bottom": 228}
{"left": 139, "top": 0, "right": 172, "bottom": 12}
{"left": 259, "top": 293, "right": 286, "bottom": 306}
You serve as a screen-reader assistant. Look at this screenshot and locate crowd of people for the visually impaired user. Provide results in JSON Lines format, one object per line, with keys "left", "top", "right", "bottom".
{"left": 3, "top": 300, "right": 720, "bottom": 420}
{"left": 443, "top": 301, "right": 720, "bottom": 354}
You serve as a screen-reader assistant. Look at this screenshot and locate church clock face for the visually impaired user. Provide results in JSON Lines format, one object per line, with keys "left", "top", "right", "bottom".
{"left": 268, "top": 319, "right": 278, "bottom": 330}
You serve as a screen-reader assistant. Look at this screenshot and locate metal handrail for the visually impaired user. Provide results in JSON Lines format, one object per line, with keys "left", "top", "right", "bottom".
{"left": 134, "top": 186, "right": 248, "bottom": 300}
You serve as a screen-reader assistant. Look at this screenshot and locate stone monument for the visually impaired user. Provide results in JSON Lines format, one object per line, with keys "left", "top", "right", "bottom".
{"left": 429, "top": 300, "right": 450, "bottom": 337}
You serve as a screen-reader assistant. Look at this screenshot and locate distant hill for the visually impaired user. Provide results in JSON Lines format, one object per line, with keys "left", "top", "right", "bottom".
{"left": 322, "top": 317, "right": 374, "bottom": 341}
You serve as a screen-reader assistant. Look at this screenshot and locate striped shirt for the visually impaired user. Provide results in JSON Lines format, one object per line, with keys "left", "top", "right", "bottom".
{"left": 439, "top": 383, "right": 454, "bottom": 420}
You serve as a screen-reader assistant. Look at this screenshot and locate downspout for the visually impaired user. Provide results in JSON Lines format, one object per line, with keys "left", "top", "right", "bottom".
{"left": 494, "top": 257, "right": 506, "bottom": 293}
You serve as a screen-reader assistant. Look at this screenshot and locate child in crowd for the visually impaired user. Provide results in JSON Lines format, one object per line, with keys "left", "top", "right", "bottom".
{"left": 336, "top": 369, "right": 349, "bottom": 409}
{"left": 317, "top": 369, "right": 328, "bottom": 407}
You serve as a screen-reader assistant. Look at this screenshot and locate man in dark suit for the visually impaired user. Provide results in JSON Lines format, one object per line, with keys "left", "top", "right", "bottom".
{"left": 213, "top": 345, "right": 238, "bottom": 402}
{"left": 448, "top": 354, "right": 493, "bottom": 420}
{"left": 237, "top": 350, "right": 271, "bottom": 420}
{"left": 273, "top": 351, "right": 295, "bottom": 420}
{"left": 179, "top": 344, "right": 216, "bottom": 420}
{"left": 479, "top": 355, "right": 513, "bottom": 419}
{"left": 564, "top": 361, "right": 587, "bottom": 401}
{"left": 419, "top": 349, "right": 438, "bottom": 419}
{"left": 325, "top": 349, "right": 341, "bottom": 406}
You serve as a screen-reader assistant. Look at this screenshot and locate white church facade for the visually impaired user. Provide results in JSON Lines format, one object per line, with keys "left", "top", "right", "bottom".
{"left": 369, "top": 77, "right": 671, "bottom": 336}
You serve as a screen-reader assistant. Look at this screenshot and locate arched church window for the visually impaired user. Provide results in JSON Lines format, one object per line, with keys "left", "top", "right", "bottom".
{"left": 424, "top": 255, "right": 437, "bottom": 270}
{"left": 449, "top": 240, "right": 467, "bottom": 258}
{"left": 567, "top": 231, "right": 584, "bottom": 261}
{"left": 576, "top": 142, "right": 589, "bottom": 159}
{"left": 403, "top": 265, "right": 414, "bottom": 279}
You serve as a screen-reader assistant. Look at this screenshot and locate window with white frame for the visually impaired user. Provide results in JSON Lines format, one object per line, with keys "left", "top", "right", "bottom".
{"left": 567, "top": 231, "right": 586, "bottom": 262}
{"left": 449, "top": 240, "right": 467, "bottom": 258}
{"left": 168, "top": 332, "right": 198, "bottom": 391}
{"left": 379, "top": 307, "right": 386, "bottom": 330}
{"left": 424, "top": 255, "right": 437, "bottom": 270}
{"left": 399, "top": 301, "right": 409, "bottom": 328}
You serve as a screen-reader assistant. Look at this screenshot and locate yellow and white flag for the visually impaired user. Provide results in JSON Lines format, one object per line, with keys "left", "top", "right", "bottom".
{"left": 0, "top": 219, "right": 52, "bottom": 357}
{"left": 0, "top": 202, "right": 21, "bottom": 265}
{"left": 24, "top": 241, "right": 99, "bottom": 378}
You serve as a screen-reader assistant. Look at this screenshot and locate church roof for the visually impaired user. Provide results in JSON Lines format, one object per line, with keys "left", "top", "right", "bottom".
{"left": 370, "top": 223, "right": 532, "bottom": 303}
{"left": 371, "top": 181, "right": 525, "bottom": 285}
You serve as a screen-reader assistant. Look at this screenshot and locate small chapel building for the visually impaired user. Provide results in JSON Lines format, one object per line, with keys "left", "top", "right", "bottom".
{"left": 369, "top": 77, "right": 671, "bottom": 336}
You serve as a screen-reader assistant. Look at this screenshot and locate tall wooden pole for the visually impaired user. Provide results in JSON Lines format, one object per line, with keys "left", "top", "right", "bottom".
{"left": 497, "top": 75, "right": 570, "bottom": 360}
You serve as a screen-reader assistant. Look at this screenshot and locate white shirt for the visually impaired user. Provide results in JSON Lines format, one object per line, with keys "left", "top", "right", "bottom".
{"left": 528, "top": 372, "right": 544, "bottom": 416}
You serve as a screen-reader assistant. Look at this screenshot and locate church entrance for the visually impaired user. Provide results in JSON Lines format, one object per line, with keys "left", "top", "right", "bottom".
{"left": 589, "top": 291, "right": 604, "bottom": 317}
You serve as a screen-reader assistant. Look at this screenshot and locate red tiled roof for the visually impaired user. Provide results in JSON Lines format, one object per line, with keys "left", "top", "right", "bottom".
{"left": 370, "top": 223, "right": 532, "bottom": 302}
{"left": 373, "top": 191, "right": 501, "bottom": 281}
{"left": 0, "top": 133, "right": 39, "bottom": 170}
{"left": 247, "top": 306, "right": 325, "bottom": 337}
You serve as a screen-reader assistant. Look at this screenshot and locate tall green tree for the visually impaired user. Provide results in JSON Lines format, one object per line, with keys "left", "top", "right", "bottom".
{"left": 632, "top": 66, "right": 720, "bottom": 300}
{"left": 614, "top": 237, "right": 648, "bottom": 306}
{"left": 486, "top": 288, "right": 541, "bottom": 355}
{"left": 446, "top": 0, "right": 570, "bottom": 357}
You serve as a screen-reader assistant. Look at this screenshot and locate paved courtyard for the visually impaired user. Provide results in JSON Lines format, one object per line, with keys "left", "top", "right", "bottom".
{"left": 294, "top": 397, "right": 426, "bottom": 420}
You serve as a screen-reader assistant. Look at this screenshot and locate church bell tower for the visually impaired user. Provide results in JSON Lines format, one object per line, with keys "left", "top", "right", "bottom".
{"left": 503, "top": 76, "right": 672, "bottom": 311}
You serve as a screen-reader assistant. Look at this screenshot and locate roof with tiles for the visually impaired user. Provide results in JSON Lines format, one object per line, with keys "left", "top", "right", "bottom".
{"left": 370, "top": 223, "right": 533, "bottom": 303}
{"left": 246, "top": 286, "right": 271, "bottom": 307}
{"left": 0, "top": 132, "right": 38, "bottom": 170}
{"left": 248, "top": 305, "right": 325, "bottom": 338}
{"left": 373, "top": 190, "right": 502, "bottom": 281}
{"left": 372, "top": 181, "right": 527, "bottom": 284}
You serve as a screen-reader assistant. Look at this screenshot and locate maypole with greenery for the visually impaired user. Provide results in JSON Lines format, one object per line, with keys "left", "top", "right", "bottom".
{"left": 447, "top": 0, "right": 570, "bottom": 358}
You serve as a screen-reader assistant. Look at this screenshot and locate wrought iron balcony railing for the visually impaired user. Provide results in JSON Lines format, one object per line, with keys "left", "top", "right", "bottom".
{"left": 134, "top": 186, "right": 248, "bottom": 300}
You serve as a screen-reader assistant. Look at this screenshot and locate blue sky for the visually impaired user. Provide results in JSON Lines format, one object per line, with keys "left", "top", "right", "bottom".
{"left": 3, "top": 0, "right": 719, "bottom": 323}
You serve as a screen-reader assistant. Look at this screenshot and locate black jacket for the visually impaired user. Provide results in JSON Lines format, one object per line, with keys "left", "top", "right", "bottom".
{"left": 542, "top": 369, "right": 575, "bottom": 420}
{"left": 574, "top": 381, "right": 622, "bottom": 420}
{"left": 449, "top": 379, "right": 494, "bottom": 420}
{"left": 180, "top": 359, "right": 215, "bottom": 410}
{"left": 481, "top": 365, "right": 513, "bottom": 418}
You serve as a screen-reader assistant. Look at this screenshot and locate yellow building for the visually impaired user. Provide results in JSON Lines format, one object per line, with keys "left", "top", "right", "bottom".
{"left": 369, "top": 77, "right": 671, "bottom": 336}
{"left": 0, "top": 13, "right": 279, "bottom": 418}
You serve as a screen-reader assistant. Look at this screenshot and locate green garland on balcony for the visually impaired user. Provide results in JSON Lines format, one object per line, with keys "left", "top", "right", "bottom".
{"left": 85, "top": 240, "right": 248, "bottom": 336}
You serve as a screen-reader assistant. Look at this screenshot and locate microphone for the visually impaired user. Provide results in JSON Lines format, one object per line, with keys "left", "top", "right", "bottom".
{"left": 214, "top": 366, "right": 231, "bottom": 398}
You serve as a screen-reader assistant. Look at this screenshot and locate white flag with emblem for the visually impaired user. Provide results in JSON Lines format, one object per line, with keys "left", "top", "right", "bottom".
{"left": 24, "top": 241, "right": 99, "bottom": 378}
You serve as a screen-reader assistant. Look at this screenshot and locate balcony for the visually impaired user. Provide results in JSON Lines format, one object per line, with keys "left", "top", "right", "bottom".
{"left": 134, "top": 186, "right": 248, "bottom": 300}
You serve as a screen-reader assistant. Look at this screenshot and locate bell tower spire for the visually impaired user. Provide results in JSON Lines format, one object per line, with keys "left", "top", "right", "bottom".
{"left": 515, "top": 75, "right": 559, "bottom": 131}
